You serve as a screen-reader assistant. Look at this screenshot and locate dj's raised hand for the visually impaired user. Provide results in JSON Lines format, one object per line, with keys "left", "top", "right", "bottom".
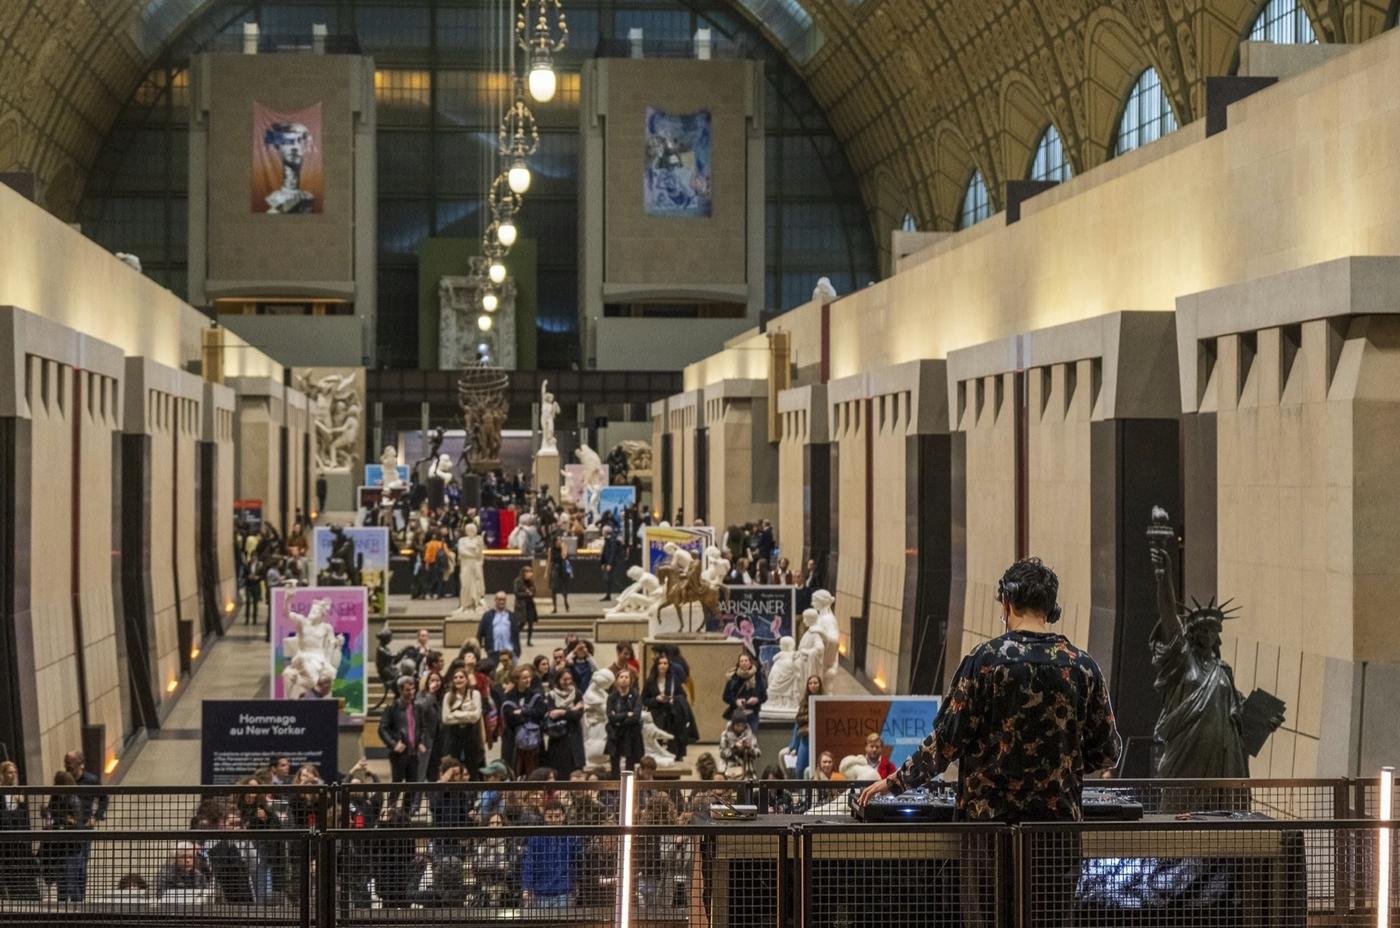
{"left": 858, "top": 777, "right": 892, "bottom": 809}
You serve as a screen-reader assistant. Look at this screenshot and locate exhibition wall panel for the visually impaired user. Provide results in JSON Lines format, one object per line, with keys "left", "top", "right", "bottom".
{"left": 230, "top": 377, "right": 286, "bottom": 530}
{"left": 956, "top": 372, "right": 1017, "bottom": 658}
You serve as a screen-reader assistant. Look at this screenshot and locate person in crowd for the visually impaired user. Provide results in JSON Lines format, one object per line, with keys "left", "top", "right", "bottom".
{"left": 753, "top": 558, "right": 772, "bottom": 585}
{"left": 610, "top": 641, "right": 640, "bottom": 679}
{"left": 755, "top": 520, "right": 777, "bottom": 562}
{"left": 725, "top": 557, "right": 752, "bottom": 585}
{"left": 798, "top": 559, "right": 821, "bottom": 612}
{"left": 410, "top": 628, "right": 433, "bottom": 670}
{"left": 286, "top": 765, "right": 323, "bottom": 830}
{"left": 0, "top": 761, "right": 38, "bottom": 901}
{"left": 543, "top": 667, "right": 586, "bottom": 779}
{"left": 860, "top": 557, "right": 1121, "bottom": 823}
{"left": 722, "top": 652, "right": 768, "bottom": 726}
{"left": 428, "top": 759, "right": 473, "bottom": 859}
{"left": 264, "top": 556, "right": 283, "bottom": 611}
{"left": 475, "top": 761, "right": 511, "bottom": 821}
{"left": 457, "top": 649, "right": 499, "bottom": 752}
{"left": 548, "top": 535, "right": 573, "bottom": 613}
{"left": 606, "top": 667, "right": 645, "bottom": 777}
{"left": 62, "top": 751, "right": 103, "bottom": 891}
{"left": 418, "top": 651, "right": 445, "bottom": 691}
{"left": 693, "top": 753, "right": 720, "bottom": 782}
{"left": 472, "top": 811, "right": 519, "bottom": 908}
{"left": 502, "top": 665, "right": 547, "bottom": 777}
{"left": 566, "top": 639, "right": 596, "bottom": 694}
{"left": 443, "top": 667, "right": 487, "bottom": 778}
{"left": 861, "top": 733, "right": 898, "bottom": 780}
{"left": 722, "top": 524, "right": 744, "bottom": 562}
{"left": 97, "top": 872, "right": 152, "bottom": 906}
{"left": 643, "top": 652, "right": 696, "bottom": 761}
{"left": 423, "top": 530, "right": 449, "bottom": 599}
{"left": 521, "top": 802, "right": 581, "bottom": 909}
{"left": 41, "top": 771, "right": 85, "bottom": 902}
{"left": 532, "top": 654, "right": 552, "bottom": 684}
{"left": 636, "top": 794, "right": 689, "bottom": 910}
{"left": 814, "top": 751, "right": 844, "bottom": 781}
{"left": 242, "top": 555, "right": 262, "bottom": 624}
{"left": 719, "top": 711, "right": 761, "bottom": 778}
{"left": 775, "top": 556, "right": 796, "bottom": 585}
{"left": 378, "top": 676, "right": 428, "bottom": 805}
{"left": 372, "top": 807, "right": 419, "bottom": 909}
{"left": 269, "top": 755, "right": 292, "bottom": 785}
{"left": 155, "top": 843, "right": 210, "bottom": 898}
{"left": 492, "top": 652, "right": 516, "bottom": 690}
{"left": 788, "top": 674, "right": 824, "bottom": 777}
{"left": 416, "top": 670, "right": 446, "bottom": 788}
{"left": 759, "top": 765, "right": 797, "bottom": 813}
{"left": 237, "top": 775, "right": 286, "bottom": 903}
{"left": 477, "top": 591, "right": 522, "bottom": 661}
{"left": 514, "top": 566, "right": 538, "bottom": 647}
{"left": 599, "top": 526, "right": 626, "bottom": 601}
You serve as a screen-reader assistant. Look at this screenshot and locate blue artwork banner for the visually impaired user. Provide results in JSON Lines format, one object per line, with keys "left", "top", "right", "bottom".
{"left": 364, "top": 464, "right": 410, "bottom": 486}
{"left": 644, "top": 106, "right": 712, "bottom": 217}
{"left": 311, "top": 526, "right": 391, "bottom": 616}
{"left": 598, "top": 486, "right": 636, "bottom": 522}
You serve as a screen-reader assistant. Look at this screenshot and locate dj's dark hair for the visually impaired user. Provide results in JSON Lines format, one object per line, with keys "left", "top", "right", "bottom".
{"left": 996, "top": 558, "right": 1062, "bottom": 623}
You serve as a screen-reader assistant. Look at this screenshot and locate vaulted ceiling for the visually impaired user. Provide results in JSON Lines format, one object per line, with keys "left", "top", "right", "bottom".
{"left": 0, "top": 0, "right": 1394, "bottom": 242}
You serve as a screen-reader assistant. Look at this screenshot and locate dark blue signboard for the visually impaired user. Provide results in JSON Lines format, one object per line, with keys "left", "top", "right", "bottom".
{"left": 201, "top": 699, "right": 338, "bottom": 785}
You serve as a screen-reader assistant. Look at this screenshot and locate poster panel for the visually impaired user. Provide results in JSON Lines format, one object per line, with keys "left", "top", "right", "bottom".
{"left": 201, "top": 699, "right": 338, "bottom": 786}
{"left": 271, "top": 585, "right": 368, "bottom": 717}
{"left": 364, "top": 464, "right": 410, "bottom": 486}
{"left": 252, "top": 102, "right": 323, "bottom": 214}
{"left": 641, "top": 525, "right": 715, "bottom": 574}
{"left": 809, "top": 694, "right": 943, "bottom": 773}
{"left": 711, "top": 585, "right": 795, "bottom": 652}
{"left": 597, "top": 486, "right": 636, "bottom": 522}
{"left": 235, "top": 499, "right": 264, "bottom": 533}
{"left": 644, "top": 106, "right": 712, "bottom": 217}
{"left": 311, "top": 526, "right": 391, "bottom": 616}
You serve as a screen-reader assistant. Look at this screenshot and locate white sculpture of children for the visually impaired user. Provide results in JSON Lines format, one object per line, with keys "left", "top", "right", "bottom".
{"left": 763, "top": 636, "right": 805, "bottom": 719}
{"left": 582, "top": 667, "right": 616, "bottom": 765}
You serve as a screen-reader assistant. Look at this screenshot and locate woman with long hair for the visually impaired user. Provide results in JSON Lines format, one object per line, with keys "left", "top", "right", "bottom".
{"left": 542, "top": 667, "right": 586, "bottom": 779}
{"left": 610, "top": 641, "right": 640, "bottom": 679}
{"left": 501, "top": 665, "right": 546, "bottom": 776}
{"left": 514, "top": 565, "right": 539, "bottom": 646}
{"left": 443, "top": 667, "right": 487, "bottom": 779}
{"left": 788, "top": 674, "right": 824, "bottom": 777}
{"left": 416, "top": 670, "right": 446, "bottom": 786}
{"left": 643, "top": 653, "right": 696, "bottom": 760}
{"left": 0, "top": 761, "right": 38, "bottom": 901}
{"left": 722, "top": 652, "right": 768, "bottom": 727}
{"left": 605, "top": 667, "right": 644, "bottom": 776}
{"left": 547, "top": 536, "right": 573, "bottom": 613}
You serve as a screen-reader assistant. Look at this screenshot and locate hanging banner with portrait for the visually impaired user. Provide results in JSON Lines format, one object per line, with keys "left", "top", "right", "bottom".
{"left": 644, "top": 106, "right": 712, "bottom": 217}
{"left": 252, "top": 102, "right": 323, "bottom": 214}
{"left": 270, "top": 586, "right": 368, "bottom": 717}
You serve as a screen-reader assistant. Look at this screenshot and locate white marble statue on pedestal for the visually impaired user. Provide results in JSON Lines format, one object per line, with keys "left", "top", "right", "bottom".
{"left": 762, "top": 636, "right": 805, "bottom": 720}
{"left": 700, "top": 546, "right": 729, "bottom": 591}
{"left": 797, "top": 609, "right": 827, "bottom": 689}
{"left": 455, "top": 523, "right": 486, "bottom": 614}
{"left": 603, "top": 566, "right": 664, "bottom": 620}
{"left": 575, "top": 444, "right": 608, "bottom": 520}
{"left": 379, "top": 445, "right": 403, "bottom": 488}
{"left": 641, "top": 709, "right": 677, "bottom": 765}
{"left": 539, "top": 381, "right": 560, "bottom": 454}
{"left": 281, "top": 599, "right": 347, "bottom": 699}
{"left": 810, "top": 589, "right": 841, "bottom": 688}
{"left": 583, "top": 667, "right": 615, "bottom": 766}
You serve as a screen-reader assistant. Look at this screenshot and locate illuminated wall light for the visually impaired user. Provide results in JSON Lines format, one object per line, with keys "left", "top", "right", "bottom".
{"left": 190, "top": 647, "right": 201, "bottom": 660}
{"left": 617, "top": 770, "right": 636, "bottom": 926}
{"left": 873, "top": 673, "right": 887, "bottom": 691}
{"left": 224, "top": 601, "right": 235, "bottom": 614}
{"left": 1380, "top": 765, "right": 1394, "bottom": 928}
{"left": 103, "top": 757, "right": 119, "bottom": 775}
{"left": 166, "top": 679, "right": 179, "bottom": 693}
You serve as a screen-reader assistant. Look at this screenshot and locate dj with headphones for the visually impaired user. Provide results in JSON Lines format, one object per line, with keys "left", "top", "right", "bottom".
{"left": 859, "top": 557, "right": 1121, "bottom": 823}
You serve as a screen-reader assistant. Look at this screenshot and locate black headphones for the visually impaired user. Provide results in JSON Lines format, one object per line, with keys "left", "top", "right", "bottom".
{"left": 996, "top": 574, "right": 1062, "bottom": 624}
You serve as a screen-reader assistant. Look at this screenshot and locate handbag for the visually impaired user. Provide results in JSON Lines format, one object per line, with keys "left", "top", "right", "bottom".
{"left": 544, "top": 715, "right": 569, "bottom": 739}
{"left": 514, "top": 721, "right": 542, "bottom": 752}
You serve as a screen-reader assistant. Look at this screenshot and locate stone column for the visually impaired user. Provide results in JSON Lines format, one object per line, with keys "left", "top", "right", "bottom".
{"left": 1177, "top": 256, "right": 1400, "bottom": 776}
{"left": 776, "top": 384, "right": 828, "bottom": 574}
{"left": 229, "top": 377, "right": 286, "bottom": 530}
{"left": 665, "top": 390, "right": 703, "bottom": 523}
{"left": 649, "top": 398, "right": 667, "bottom": 518}
{"left": 702, "top": 379, "right": 778, "bottom": 532}
{"left": 0, "top": 307, "right": 127, "bottom": 780}
{"left": 200, "top": 382, "right": 238, "bottom": 635}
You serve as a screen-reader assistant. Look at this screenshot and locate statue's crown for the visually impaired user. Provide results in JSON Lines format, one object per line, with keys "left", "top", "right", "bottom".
{"left": 1184, "top": 596, "right": 1240, "bottom": 630}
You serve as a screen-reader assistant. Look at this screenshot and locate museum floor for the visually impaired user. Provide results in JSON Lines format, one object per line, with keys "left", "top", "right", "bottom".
{"left": 114, "top": 593, "right": 867, "bottom": 785}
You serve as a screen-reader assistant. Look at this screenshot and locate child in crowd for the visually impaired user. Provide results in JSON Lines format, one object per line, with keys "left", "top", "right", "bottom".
{"left": 719, "top": 710, "right": 761, "bottom": 778}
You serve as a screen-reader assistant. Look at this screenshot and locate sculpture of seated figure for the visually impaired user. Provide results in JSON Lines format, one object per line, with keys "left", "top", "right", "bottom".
{"left": 641, "top": 709, "right": 677, "bottom": 766}
{"left": 283, "top": 651, "right": 335, "bottom": 700}
{"left": 285, "top": 599, "right": 345, "bottom": 672}
{"left": 583, "top": 667, "right": 616, "bottom": 765}
{"left": 606, "top": 566, "right": 663, "bottom": 618}
{"left": 763, "top": 636, "right": 805, "bottom": 719}
{"left": 700, "top": 546, "right": 728, "bottom": 590}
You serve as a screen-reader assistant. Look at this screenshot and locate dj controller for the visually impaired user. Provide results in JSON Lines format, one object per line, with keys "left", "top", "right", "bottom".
{"left": 849, "top": 785, "right": 1145, "bottom": 822}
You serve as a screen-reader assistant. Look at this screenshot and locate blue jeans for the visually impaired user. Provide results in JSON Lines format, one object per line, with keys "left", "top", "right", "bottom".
{"left": 529, "top": 891, "right": 572, "bottom": 909}
{"left": 789, "top": 722, "right": 810, "bottom": 778}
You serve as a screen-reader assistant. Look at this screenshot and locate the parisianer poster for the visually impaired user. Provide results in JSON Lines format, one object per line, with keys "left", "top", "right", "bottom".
{"left": 643, "top": 106, "right": 712, "bottom": 217}
{"left": 252, "top": 102, "right": 324, "bottom": 214}
{"left": 270, "top": 586, "right": 368, "bottom": 716}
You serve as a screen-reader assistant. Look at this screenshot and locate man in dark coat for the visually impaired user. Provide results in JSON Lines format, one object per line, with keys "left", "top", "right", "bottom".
{"left": 598, "top": 527, "right": 626, "bottom": 601}
{"left": 476, "top": 591, "right": 521, "bottom": 659}
{"left": 378, "top": 677, "right": 429, "bottom": 806}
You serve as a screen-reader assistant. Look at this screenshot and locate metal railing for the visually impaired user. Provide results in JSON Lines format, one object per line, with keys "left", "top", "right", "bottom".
{"left": 0, "top": 779, "right": 1395, "bottom": 926}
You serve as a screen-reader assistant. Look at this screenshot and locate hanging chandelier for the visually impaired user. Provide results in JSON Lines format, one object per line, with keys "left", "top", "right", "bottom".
{"left": 488, "top": 171, "right": 522, "bottom": 247}
{"left": 500, "top": 85, "right": 540, "bottom": 195}
{"left": 517, "top": 0, "right": 568, "bottom": 103}
{"left": 482, "top": 235, "right": 508, "bottom": 284}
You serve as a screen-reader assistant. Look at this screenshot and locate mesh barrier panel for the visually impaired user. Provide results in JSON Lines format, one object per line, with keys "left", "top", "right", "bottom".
{"left": 1023, "top": 819, "right": 1399, "bottom": 928}
{"left": 0, "top": 785, "right": 329, "bottom": 832}
{"left": 1106, "top": 779, "right": 1346, "bottom": 820}
{"left": 0, "top": 830, "right": 311, "bottom": 925}
{"left": 804, "top": 824, "right": 1009, "bottom": 928}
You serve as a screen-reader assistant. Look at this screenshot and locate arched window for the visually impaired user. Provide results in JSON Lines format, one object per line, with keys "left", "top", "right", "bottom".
{"left": 1249, "top": 0, "right": 1317, "bottom": 43}
{"left": 958, "top": 170, "right": 991, "bottom": 229}
{"left": 900, "top": 212, "right": 917, "bottom": 232}
{"left": 1114, "top": 68, "right": 1177, "bottom": 157}
{"left": 1029, "top": 124, "right": 1072, "bottom": 183}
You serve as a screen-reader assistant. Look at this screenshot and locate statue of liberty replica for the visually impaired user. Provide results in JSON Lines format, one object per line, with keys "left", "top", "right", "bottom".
{"left": 1147, "top": 507, "right": 1284, "bottom": 781}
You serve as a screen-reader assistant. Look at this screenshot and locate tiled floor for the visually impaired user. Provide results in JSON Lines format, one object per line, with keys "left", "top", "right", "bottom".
{"left": 115, "top": 595, "right": 869, "bottom": 785}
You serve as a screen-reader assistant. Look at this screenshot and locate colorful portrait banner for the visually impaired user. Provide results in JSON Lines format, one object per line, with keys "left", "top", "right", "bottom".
{"left": 252, "top": 102, "right": 323, "bottom": 214}
{"left": 641, "top": 524, "right": 715, "bottom": 574}
{"left": 710, "top": 585, "right": 796, "bottom": 653}
{"left": 311, "top": 526, "right": 391, "bottom": 616}
{"left": 271, "top": 586, "right": 368, "bottom": 717}
{"left": 644, "top": 106, "right": 712, "bottom": 217}
{"left": 809, "top": 695, "right": 943, "bottom": 772}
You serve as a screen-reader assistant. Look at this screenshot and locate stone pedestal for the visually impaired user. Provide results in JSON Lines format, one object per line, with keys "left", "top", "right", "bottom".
{"left": 533, "top": 449, "right": 561, "bottom": 499}
{"left": 322, "top": 470, "right": 356, "bottom": 514}
{"left": 594, "top": 616, "right": 651, "bottom": 644}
